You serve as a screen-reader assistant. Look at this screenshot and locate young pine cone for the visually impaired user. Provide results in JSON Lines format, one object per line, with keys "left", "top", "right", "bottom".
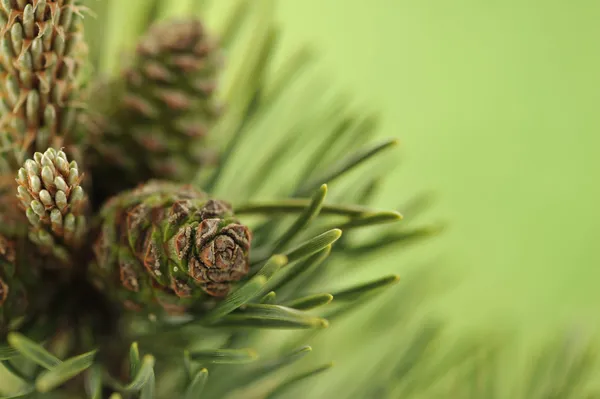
{"left": 0, "top": 1, "right": 87, "bottom": 169}
{"left": 89, "top": 19, "right": 222, "bottom": 195}
{"left": 15, "top": 148, "right": 88, "bottom": 261}
{"left": 91, "top": 181, "right": 252, "bottom": 314}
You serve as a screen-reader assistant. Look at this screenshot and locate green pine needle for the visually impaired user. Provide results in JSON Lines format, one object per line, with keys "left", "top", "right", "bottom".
{"left": 218, "top": 0, "right": 250, "bottom": 49}
{"left": 264, "top": 362, "right": 334, "bottom": 399}
{"left": 260, "top": 291, "right": 277, "bottom": 304}
{"left": 7, "top": 334, "right": 61, "bottom": 370}
{"left": 234, "top": 200, "right": 380, "bottom": 217}
{"left": 188, "top": 348, "right": 257, "bottom": 364}
{"left": 212, "top": 304, "right": 328, "bottom": 329}
{"left": 261, "top": 46, "right": 315, "bottom": 111}
{"left": 296, "top": 139, "right": 399, "bottom": 196}
{"left": 0, "top": 388, "right": 35, "bottom": 399}
{"left": 284, "top": 229, "right": 342, "bottom": 264}
{"left": 35, "top": 350, "right": 97, "bottom": 392}
{"left": 268, "top": 245, "right": 331, "bottom": 296}
{"left": 140, "top": 369, "right": 155, "bottom": 399}
{"left": 346, "top": 225, "right": 443, "bottom": 254}
{"left": 86, "top": 365, "right": 103, "bottom": 399}
{"left": 233, "top": 346, "right": 313, "bottom": 389}
{"left": 272, "top": 184, "right": 328, "bottom": 253}
{"left": 0, "top": 360, "right": 32, "bottom": 383}
{"left": 129, "top": 342, "right": 141, "bottom": 381}
{"left": 184, "top": 368, "right": 208, "bottom": 399}
{"left": 0, "top": 345, "right": 18, "bottom": 361}
{"left": 330, "top": 275, "right": 401, "bottom": 302}
{"left": 282, "top": 294, "right": 334, "bottom": 310}
{"left": 333, "top": 211, "right": 403, "bottom": 230}
{"left": 121, "top": 355, "right": 156, "bottom": 392}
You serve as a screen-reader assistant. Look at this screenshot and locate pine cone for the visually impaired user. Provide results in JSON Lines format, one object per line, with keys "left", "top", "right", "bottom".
{"left": 89, "top": 19, "right": 221, "bottom": 196}
{"left": 0, "top": 0, "right": 87, "bottom": 169}
{"left": 15, "top": 148, "right": 88, "bottom": 260}
{"left": 91, "top": 181, "right": 251, "bottom": 314}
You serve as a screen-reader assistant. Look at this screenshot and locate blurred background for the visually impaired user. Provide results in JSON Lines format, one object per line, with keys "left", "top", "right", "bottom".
{"left": 95, "top": 0, "right": 600, "bottom": 338}
{"left": 267, "top": 0, "right": 600, "bottom": 335}
{"left": 81, "top": 0, "right": 600, "bottom": 396}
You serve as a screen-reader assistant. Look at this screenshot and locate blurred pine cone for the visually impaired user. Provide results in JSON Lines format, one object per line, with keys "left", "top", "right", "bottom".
{"left": 91, "top": 180, "right": 251, "bottom": 314}
{"left": 0, "top": 0, "right": 87, "bottom": 170}
{"left": 87, "top": 19, "right": 222, "bottom": 199}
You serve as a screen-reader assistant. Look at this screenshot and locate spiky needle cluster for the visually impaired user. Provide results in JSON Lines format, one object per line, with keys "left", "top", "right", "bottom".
{"left": 0, "top": 1, "right": 439, "bottom": 398}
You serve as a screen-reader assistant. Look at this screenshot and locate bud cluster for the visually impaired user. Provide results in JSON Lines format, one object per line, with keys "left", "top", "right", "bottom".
{"left": 16, "top": 148, "right": 87, "bottom": 256}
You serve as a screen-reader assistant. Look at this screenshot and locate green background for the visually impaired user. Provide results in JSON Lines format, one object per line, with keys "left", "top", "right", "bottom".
{"left": 92, "top": 0, "right": 600, "bottom": 339}
{"left": 271, "top": 1, "right": 600, "bottom": 335}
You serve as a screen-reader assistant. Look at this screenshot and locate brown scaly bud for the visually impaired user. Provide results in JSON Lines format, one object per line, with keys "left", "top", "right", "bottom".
{"left": 90, "top": 181, "right": 252, "bottom": 314}
{"left": 15, "top": 147, "right": 87, "bottom": 260}
{"left": 0, "top": 0, "right": 87, "bottom": 169}
{"left": 86, "top": 19, "right": 222, "bottom": 197}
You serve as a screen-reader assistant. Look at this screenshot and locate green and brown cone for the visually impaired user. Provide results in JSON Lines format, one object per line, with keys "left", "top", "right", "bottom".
{"left": 88, "top": 19, "right": 222, "bottom": 196}
{"left": 91, "top": 180, "right": 251, "bottom": 314}
{"left": 0, "top": 0, "right": 87, "bottom": 171}
{"left": 15, "top": 147, "right": 88, "bottom": 261}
